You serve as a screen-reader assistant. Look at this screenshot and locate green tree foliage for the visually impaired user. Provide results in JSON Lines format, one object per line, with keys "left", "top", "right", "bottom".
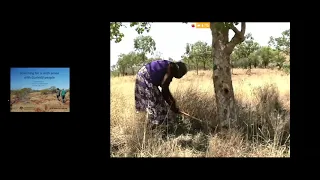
{"left": 117, "top": 53, "right": 129, "bottom": 76}
{"left": 248, "top": 53, "right": 260, "bottom": 68}
{"left": 268, "top": 29, "right": 290, "bottom": 69}
{"left": 254, "top": 46, "right": 276, "bottom": 68}
{"left": 269, "top": 29, "right": 290, "bottom": 55}
{"left": 134, "top": 35, "right": 156, "bottom": 64}
{"left": 231, "top": 33, "right": 260, "bottom": 69}
{"left": 230, "top": 30, "right": 289, "bottom": 70}
{"left": 126, "top": 51, "right": 140, "bottom": 74}
{"left": 194, "top": 41, "right": 212, "bottom": 71}
{"left": 113, "top": 51, "right": 148, "bottom": 76}
{"left": 183, "top": 41, "right": 212, "bottom": 74}
{"left": 11, "top": 88, "right": 32, "bottom": 100}
{"left": 110, "top": 64, "right": 120, "bottom": 77}
{"left": 181, "top": 43, "right": 193, "bottom": 70}
{"left": 110, "top": 22, "right": 151, "bottom": 43}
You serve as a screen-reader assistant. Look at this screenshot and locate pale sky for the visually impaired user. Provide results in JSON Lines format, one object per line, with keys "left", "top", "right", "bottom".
{"left": 110, "top": 22, "right": 290, "bottom": 66}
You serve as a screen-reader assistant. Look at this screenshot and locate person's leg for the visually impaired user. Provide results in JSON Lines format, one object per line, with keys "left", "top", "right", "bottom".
{"left": 135, "top": 71, "right": 148, "bottom": 112}
{"left": 146, "top": 85, "right": 171, "bottom": 125}
{"left": 154, "top": 87, "right": 177, "bottom": 125}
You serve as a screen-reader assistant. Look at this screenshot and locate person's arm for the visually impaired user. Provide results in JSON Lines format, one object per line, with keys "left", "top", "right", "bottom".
{"left": 161, "top": 73, "right": 174, "bottom": 106}
{"left": 161, "top": 63, "right": 179, "bottom": 113}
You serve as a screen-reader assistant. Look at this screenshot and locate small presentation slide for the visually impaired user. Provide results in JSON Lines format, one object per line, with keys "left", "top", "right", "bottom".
{"left": 10, "top": 67, "right": 70, "bottom": 112}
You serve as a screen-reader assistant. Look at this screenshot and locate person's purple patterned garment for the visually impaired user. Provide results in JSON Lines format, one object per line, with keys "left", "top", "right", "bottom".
{"left": 135, "top": 66, "right": 175, "bottom": 125}
{"left": 146, "top": 60, "right": 170, "bottom": 86}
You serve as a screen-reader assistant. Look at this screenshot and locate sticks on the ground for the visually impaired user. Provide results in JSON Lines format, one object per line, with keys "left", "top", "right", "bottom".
{"left": 179, "top": 111, "right": 204, "bottom": 122}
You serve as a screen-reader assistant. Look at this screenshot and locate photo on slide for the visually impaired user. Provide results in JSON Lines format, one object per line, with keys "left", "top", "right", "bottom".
{"left": 10, "top": 67, "right": 70, "bottom": 112}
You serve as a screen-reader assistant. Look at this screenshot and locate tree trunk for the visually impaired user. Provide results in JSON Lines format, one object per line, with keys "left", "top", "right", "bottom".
{"left": 196, "top": 61, "right": 199, "bottom": 75}
{"left": 142, "top": 53, "right": 145, "bottom": 64}
{"left": 203, "top": 61, "right": 206, "bottom": 70}
{"left": 132, "top": 68, "right": 135, "bottom": 75}
{"left": 211, "top": 22, "right": 246, "bottom": 128}
{"left": 277, "top": 52, "right": 282, "bottom": 70}
{"left": 212, "top": 46, "right": 236, "bottom": 127}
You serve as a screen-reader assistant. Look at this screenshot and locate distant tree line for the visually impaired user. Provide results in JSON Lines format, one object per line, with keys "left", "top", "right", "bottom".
{"left": 111, "top": 29, "right": 290, "bottom": 77}
{"left": 11, "top": 86, "right": 70, "bottom": 100}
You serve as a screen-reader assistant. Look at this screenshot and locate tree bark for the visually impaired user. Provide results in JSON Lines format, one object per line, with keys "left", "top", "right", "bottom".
{"left": 196, "top": 61, "right": 199, "bottom": 75}
{"left": 210, "top": 22, "right": 246, "bottom": 128}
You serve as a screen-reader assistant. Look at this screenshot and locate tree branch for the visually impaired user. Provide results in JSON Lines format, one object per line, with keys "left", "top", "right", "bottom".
{"left": 240, "top": 22, "right": 246, "bottom": 35}
{"left": 225, "top": 22, "right": 246, "bottom": 55}
{"left": 230, "top": 25, "right": 240, "bottom": 35}
{"left": 230, "top": 22, "right": 245, "bottom": 35}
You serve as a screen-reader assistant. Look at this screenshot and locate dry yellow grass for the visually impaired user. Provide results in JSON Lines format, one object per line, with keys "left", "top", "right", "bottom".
{"left": 11, "top": 92, "right": 70, "bottom": 112}
{"left": 111, "top": 68, "right": 290, "bottom": 157}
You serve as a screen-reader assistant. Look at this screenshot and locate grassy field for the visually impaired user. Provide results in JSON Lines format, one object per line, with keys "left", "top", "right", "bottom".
{"left": 111, "top": 68, "right": 290, "bottom": 157}
{"left": 10, "top": 92, "right": 70, "bottom": 112}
